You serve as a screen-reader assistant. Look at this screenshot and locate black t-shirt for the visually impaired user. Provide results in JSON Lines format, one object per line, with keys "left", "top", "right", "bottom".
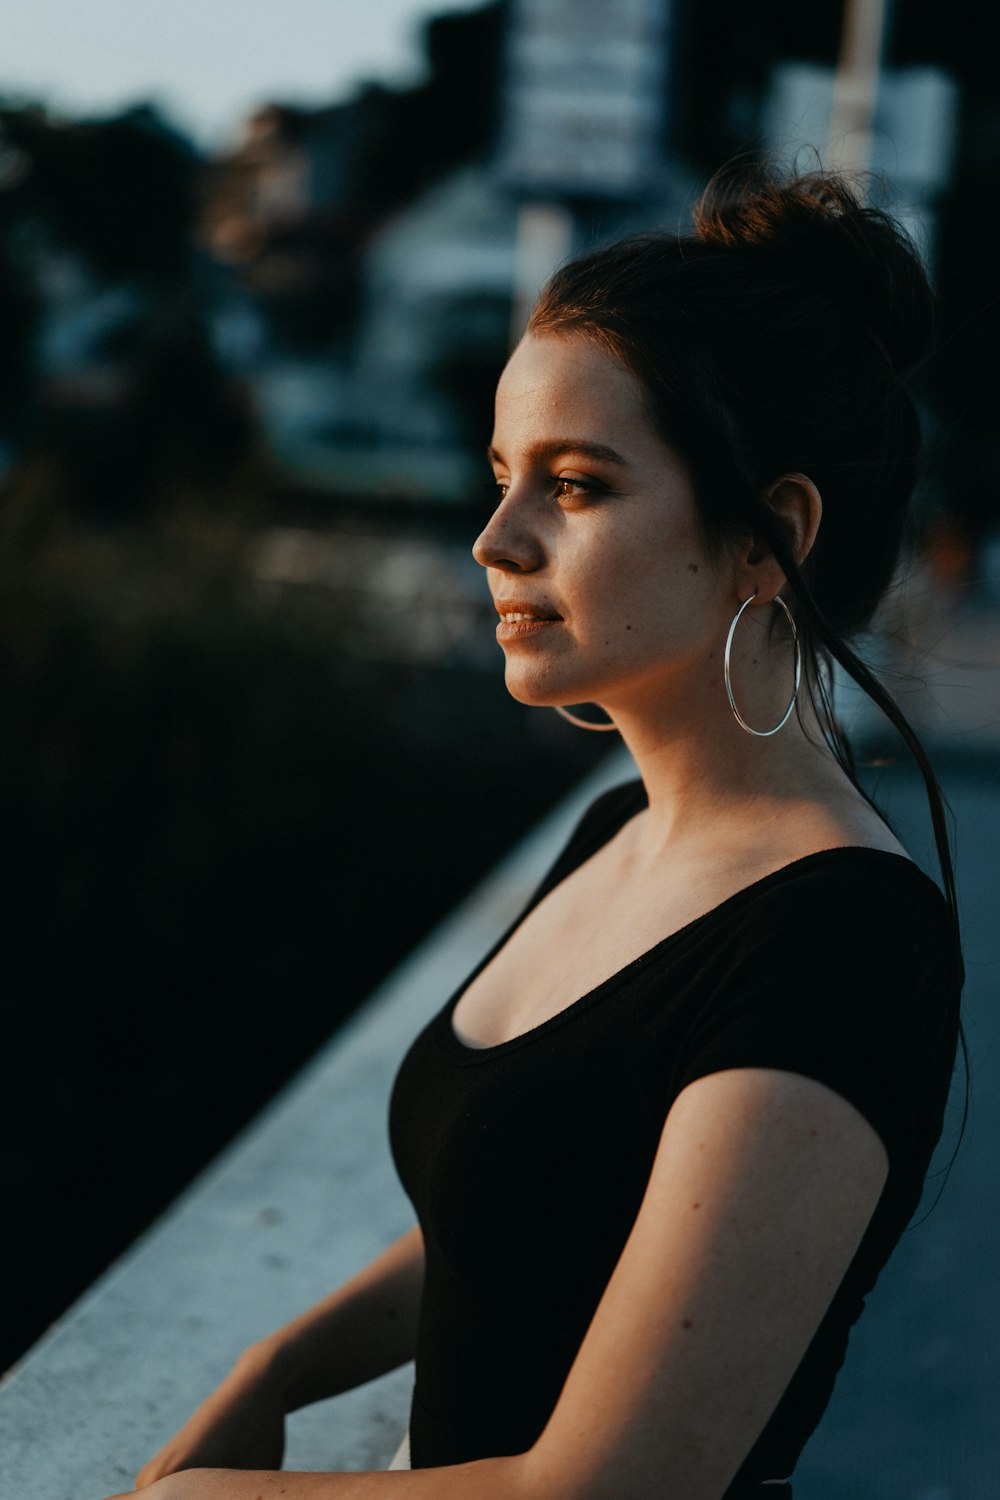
{"left": 388, "top": 780, "right": 960, "bottom": 1493}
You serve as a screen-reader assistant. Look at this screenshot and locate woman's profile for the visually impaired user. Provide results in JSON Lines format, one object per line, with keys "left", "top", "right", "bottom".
{"left": 107, "top": 163, "right": 964, "bottom": 1500}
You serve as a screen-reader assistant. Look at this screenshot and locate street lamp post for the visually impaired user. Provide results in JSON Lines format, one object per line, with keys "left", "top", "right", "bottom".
{"left": 828, "top": 0, "right": 892, "bottom": 179}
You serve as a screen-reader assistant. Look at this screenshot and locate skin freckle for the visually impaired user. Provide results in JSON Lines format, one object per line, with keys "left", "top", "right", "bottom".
{"left": 682, "top": 1318, "right": 694, "bottom": 1329}
{"left": 692, "top": 1202, "right": 701, "bottom": 1209}
{"left": 688, "top": 562, "right": 699, "bottom": 572}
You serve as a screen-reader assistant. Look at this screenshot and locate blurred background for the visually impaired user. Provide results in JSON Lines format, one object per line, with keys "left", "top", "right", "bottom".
{"left": 1, "top": 0, "right": 998, "bottom": 1375}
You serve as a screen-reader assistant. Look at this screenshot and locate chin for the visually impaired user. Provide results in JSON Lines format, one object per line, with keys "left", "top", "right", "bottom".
{"left": 503, "top": 681, "right": 555, "bottom": 709}
{"left": 501, "top": 664, "right": 546, "bottom": 705}
{"left": 502, "top": 666, "right": 584, "bottom": 710}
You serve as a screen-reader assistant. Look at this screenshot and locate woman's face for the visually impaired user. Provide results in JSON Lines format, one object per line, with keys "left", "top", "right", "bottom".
{"left": 474, "top": 331, "right": 737, "bottom": 720}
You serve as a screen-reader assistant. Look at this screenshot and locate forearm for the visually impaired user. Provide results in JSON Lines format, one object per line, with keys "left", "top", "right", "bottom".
{"left": 117, "top": 1453, "right": 541, "bottom": 1500}
{"left": 247, "top": 1225, "right": 425, "bottom": 1412}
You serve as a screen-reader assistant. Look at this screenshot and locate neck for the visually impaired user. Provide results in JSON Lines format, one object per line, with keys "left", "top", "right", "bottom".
{"left": 601, "top": 673, "right": 858, "bottom": 856}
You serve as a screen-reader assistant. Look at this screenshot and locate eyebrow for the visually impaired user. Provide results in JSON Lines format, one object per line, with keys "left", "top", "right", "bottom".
{"left": 486, "top": 439, "right": 630, "bottom": 468}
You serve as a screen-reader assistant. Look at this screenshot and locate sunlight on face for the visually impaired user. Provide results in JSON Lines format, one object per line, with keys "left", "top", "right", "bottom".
{"left": 474, "top": 332, "right": 734, "bottom": 716}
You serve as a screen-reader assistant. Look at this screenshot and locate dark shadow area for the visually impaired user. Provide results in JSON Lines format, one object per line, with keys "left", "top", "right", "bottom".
{"left": 0, "top": 508, "right": 608, "bottom": 1373}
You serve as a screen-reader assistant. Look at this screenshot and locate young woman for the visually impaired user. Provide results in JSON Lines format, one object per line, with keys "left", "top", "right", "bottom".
{"left": 111, "top": 166, "right": 963, "bottom": 1500}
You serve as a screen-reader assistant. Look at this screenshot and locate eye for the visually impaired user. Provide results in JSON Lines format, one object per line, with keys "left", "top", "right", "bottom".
{"left": 482, "top": 479, "right": 508, "bottom": 505}
{"left": 550, "top": 475, "right": 598, "bottom": 502}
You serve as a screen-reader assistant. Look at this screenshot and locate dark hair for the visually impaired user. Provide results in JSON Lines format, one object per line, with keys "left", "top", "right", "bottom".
{"left": 529, "top": 162, "right": 966, "bottom": 1021}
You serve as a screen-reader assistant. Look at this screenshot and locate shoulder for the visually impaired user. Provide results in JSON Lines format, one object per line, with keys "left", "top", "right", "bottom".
{"left": 728, "top": 848, "right": 958, "bottom": 1031}
{"left": 665, "top": 850, "right": 959, "bottom": 1165}
{"left": 517, "top": 778, "right": 647, "bottom": 923}
{"left": 709, "top": 847, "right": 956, "bottom": 1046}
{"left": 735, "top": 846, "right": 951, "bottom": 954}
{"left": 574, "top": 777, "right": 648, "bottom": 840}
{"left": 547, "top": 777, "right": 647, "bottom": 877}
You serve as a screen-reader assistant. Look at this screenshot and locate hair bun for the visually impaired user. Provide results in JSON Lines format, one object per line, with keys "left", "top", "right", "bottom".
{"left": 692, "top": 163, "right": 935, "bottom": 379}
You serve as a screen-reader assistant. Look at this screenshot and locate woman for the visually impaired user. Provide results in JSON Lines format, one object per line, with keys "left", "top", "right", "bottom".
{"left": 111, "top": 165, "right": 963, "bottom": 1500}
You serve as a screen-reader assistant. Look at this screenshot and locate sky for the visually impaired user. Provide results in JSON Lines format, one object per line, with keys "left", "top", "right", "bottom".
{"left": 0, "top": 0, "right": 486, "bottom": 149}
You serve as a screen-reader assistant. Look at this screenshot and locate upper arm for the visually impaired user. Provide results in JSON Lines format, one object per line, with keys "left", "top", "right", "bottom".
{"left": 524, "top": 1067, "right": 889, "bottom": 1500}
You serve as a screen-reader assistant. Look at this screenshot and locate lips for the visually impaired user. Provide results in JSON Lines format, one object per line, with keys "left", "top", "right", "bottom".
{"left": 493, "top": 599, "right": 562, "bottom": 643}
{"left": 493, "top": 599, "right": 562, "bottom": 622}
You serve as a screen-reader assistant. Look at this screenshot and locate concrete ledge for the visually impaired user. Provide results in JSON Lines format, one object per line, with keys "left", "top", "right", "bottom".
{"left": 0, "top": 751, "right": 633, "bottom": 1498}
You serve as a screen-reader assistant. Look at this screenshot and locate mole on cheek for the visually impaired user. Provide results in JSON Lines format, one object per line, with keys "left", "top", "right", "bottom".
{"left": 687, "top": 563, "right": 699, "bottom": 573}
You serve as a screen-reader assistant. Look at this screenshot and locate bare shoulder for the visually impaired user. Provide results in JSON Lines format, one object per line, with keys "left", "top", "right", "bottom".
{"left": 757, "top": 789, "right": 914, "bottom": 867}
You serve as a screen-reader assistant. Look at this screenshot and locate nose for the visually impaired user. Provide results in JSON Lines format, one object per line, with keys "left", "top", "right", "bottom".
{"left": 472, "top": 489, "right": 545, "bottom": 574}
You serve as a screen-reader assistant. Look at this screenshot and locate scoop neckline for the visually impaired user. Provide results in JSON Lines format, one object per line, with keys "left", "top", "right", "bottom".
{"left": 438, "top": 840, "right": 942, "bottom": 1065}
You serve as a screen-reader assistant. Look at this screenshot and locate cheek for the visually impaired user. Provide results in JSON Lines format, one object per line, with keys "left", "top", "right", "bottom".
{"left": 620, "top": 562, "right": 728, "bottom": 664}
{"left": 614, "top": 547, "right": 712, "bottom": 620}
{"left": 558, "top": 504, "right": 720, "bottom": 647}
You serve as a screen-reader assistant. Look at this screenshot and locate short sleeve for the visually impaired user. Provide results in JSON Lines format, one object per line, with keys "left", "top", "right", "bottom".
{"left": 664, "top": 856, "right": 959, "bottom": 1167}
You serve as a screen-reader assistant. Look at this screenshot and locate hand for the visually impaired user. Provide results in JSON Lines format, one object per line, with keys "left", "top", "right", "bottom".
{"left": 132, "top": 1347, "right": 286, "bottom": 1489}
{"left": 104, "top": 1474, "right": 198, "bottom": 1500}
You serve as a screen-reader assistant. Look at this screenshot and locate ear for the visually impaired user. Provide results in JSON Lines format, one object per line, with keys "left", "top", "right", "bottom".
{"left": 735, "top": 473, "right": 822, "bottom": 602}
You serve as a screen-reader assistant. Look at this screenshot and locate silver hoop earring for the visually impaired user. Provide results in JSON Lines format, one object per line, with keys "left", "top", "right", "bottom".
{"left": 554, "top": 705, "right": 619, "bottom": 732}
{"left": 724, "top": 591, "right": 801, "bottom": 738}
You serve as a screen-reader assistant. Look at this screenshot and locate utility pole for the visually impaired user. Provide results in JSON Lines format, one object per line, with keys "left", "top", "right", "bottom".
{"left": 828, "top": 0, "right": 892, "bottom": 179}
{"left": 508, "top": 203, "right": 573, "bottom": 348}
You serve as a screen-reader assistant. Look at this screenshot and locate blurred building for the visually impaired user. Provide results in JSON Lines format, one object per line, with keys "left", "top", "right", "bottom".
{"left": 764, "top": 60, "right": 960, "bottom": 263}
{"left": 3, "top": 0, "right": 996, "bottom": 539}
{"left": 197, "top": 0, "right": 981, "bottom": 511}
{"left": 215, "top": 0, "right": 689, "bottom": 501}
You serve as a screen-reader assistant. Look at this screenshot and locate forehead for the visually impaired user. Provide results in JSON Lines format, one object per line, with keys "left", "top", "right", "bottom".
{"left": 493, "top": 332, "right": 653, "bottom": 449}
